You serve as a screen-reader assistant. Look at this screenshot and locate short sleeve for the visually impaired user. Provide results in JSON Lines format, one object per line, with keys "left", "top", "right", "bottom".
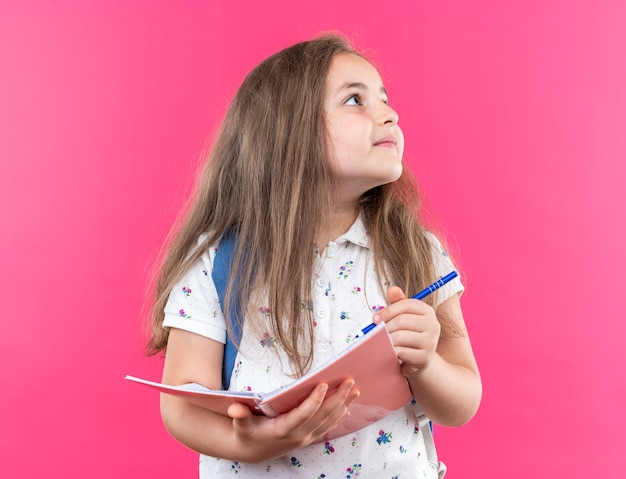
{"left": 162, "top": 239, "right": 227, "bottom": 344}
{"left": 425, "top": 232, "right": 464, "bottom": 306}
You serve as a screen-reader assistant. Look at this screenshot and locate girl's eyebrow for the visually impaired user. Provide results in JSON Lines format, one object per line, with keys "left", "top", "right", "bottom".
{"left": 337, "top": 81, "right": 388, "bottom": 97}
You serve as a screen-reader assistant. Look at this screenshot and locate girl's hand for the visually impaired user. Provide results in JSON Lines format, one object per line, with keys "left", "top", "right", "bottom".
{"left": 161, "top": 328, "right": 368, "bottom": 462}
{"left": 372, "top": 288, "right": 482, "bottom": 427}
{"left": 374, "top": 286, "right": 441, "bottom": 378}
{"left": 226, "top": 378, "right": 359, "bottom": 462}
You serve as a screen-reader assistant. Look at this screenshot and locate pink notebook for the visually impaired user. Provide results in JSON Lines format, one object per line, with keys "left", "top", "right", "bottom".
{"left": 126, "top": 323, "right": 412, "bottom": 440}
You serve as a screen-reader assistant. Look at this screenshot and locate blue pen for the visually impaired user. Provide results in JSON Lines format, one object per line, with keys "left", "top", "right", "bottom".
{"left": 355, "top": 271, "right": 458, "bottom": 338}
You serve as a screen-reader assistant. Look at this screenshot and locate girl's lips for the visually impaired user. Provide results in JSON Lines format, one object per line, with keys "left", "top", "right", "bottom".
{"left": 374, "top": 135, "right": 397, "bottom": 147}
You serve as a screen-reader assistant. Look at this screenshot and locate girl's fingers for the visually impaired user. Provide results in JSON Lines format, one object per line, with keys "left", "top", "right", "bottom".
{"left": 229, "top": 378, "right": 358, "bottom": 449}
{"left": 374, "top": 286, "right": 433, "bottom": 328}
{"left": 309, "top": 379, "right": 359, "bottom": 439}
{"left": 285, "top": 378, "right": 357, "bottom": 440}
{"left": 290, "top": 382, "right": 330, "bottom": 422}
{"left": 266, "top": 382, "right": 332, "bottom": 436}
{"left": 373, "top": 286, "right": 407, "bottom": 325}
{"left": 227, "top": 402, "right": 254, "bottom": 420}
{"left": 228, "top": 402, "right": 258, "bottom": 434}
{"left": 386, "top": 285, "right": 406, "bottom": 305}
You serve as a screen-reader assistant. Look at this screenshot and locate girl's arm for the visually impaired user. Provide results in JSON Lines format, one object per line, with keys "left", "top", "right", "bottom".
{"left": 374, "top": 287, "right": 482, "bottom": 427}
{"left": 160, "top": 327, "right": 359, "bottom": 463}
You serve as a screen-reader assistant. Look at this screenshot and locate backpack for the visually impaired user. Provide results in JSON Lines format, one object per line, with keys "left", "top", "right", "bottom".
{"left": 211, "top": 229, "right": 241, "bottom": 390}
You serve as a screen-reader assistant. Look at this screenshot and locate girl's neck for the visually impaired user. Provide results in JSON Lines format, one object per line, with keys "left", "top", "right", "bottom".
{"left": 316, "top": 203, "right": 360, "bottom": 253}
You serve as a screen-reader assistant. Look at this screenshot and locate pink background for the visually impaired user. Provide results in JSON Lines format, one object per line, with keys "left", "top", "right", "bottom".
{"left": 1, "top": 1, "right": 625, "bottom": 477}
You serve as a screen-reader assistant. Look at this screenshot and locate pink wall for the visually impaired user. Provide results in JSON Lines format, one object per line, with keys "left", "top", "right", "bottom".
{"left": 1, "top": 1, "right": 624, "bottom": 477}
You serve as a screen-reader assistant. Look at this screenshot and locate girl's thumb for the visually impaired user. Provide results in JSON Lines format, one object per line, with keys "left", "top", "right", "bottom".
{"left": 386, "top": 285, "right": 407, "bottom": 304}
{"left": 227, "top": 402, "right": 253, "bottom": 421}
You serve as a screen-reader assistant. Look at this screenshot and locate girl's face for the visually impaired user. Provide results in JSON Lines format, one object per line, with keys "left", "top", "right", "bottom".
{"left": 324, "top": 53, "right": 404, "bottom": 203}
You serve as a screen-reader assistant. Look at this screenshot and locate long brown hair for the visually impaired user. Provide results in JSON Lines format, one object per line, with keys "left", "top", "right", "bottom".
{"left": 147, "top": 34, "right": 441, "bottom": 377}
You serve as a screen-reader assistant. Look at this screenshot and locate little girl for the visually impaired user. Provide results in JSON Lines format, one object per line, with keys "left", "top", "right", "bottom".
{"left": 147, "top": 34, "right": 481, "bottom": 478}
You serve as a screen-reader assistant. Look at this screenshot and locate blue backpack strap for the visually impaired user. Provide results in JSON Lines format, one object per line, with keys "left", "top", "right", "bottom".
{"left": 211, "top": 229, "right": 242, "bottom": 390}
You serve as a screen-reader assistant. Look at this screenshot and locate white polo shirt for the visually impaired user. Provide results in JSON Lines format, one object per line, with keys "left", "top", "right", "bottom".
{"left": 164, "top": 216, "right": 463, "bottom": 478}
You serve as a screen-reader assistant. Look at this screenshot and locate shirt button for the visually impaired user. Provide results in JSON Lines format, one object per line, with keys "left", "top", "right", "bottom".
{"left": 316, "top": 308, "right": 327, "bottom": 318}
{"left": 316, "top": 277, "right": 327, "bottom": 287}
{"left": 326, "top": 247, "right": 336, "bottom": 258}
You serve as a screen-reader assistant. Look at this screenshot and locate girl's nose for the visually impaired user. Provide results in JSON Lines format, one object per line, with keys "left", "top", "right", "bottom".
{"left": 378, "top": 102, "right": 399, "bottom": 125}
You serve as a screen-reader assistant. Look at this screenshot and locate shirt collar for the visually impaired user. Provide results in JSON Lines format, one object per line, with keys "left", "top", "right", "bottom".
{"left": 334, "top": 213, "right": 370, "bottom": 249}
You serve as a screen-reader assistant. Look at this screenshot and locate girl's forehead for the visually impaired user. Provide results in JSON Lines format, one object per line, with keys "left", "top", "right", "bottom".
{"left": 326, "top": 53, "right": 385, "bottom": 94}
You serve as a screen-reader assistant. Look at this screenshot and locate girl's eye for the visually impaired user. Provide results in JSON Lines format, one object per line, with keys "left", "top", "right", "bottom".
{"left": 344, "top": 94, "right": 361, "bottom": 106}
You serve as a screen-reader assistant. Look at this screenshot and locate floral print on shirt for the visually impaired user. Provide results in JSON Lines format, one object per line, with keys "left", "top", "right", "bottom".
{"left": 163, "top": 219, "right": 463, "bottom": 479}
{"left": 345, "top": 463, "right": 362, "bottom": 478}
{"left": 323, "top": 441, "right": 335, "bottom": 455}
{"left": 376, "top": 430, "right": 393, "bottom": 445}
{"left": 259, "top": 332, "right": 276, "bottom": 348}
{"left": 338, "top": 260, "right": 354, "bottom": 279}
